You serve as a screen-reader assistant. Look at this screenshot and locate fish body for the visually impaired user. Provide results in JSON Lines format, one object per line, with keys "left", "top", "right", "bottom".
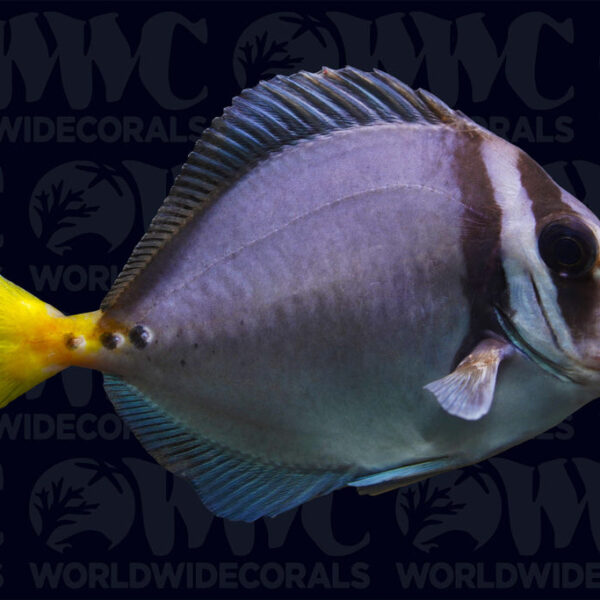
{"left": 2, "top": 68, "right": 600, "bottom": 520}
{"left": 97, "top": 124, "right": 586, "bottom": 471}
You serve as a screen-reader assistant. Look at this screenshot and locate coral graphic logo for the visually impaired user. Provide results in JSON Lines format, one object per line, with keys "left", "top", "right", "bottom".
{"left": 29, "top": 162, "right": 138, "bottom": 258}
{"left": 30, "top": 459, "right": 135, "bottom": 554}
{"left": 27, "top": 160, "right": 177, "bottom": 294}
{"left": 234, "top": 12, "right": 342, "bottom": 88}
{"left": 396, "top": 467, "right": 499, "bottom": 553}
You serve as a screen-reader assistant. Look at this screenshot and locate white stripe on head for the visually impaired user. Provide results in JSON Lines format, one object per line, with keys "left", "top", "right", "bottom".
{"left": 479, "top": 138, "right": 577, "bottom": 362}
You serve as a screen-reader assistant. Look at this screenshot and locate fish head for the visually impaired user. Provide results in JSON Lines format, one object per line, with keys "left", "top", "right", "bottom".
{"left": 493, "top": 147, "right": 600, "bottom": 388}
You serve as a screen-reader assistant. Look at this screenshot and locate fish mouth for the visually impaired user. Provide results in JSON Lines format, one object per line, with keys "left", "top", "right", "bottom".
{"left": 493, "top": 305, "right": 578, "bottom": 384}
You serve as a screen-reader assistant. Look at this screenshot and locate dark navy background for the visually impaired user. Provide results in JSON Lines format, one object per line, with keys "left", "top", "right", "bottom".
{"left": 0, "top": 1, "right": 599, "bottom": 598}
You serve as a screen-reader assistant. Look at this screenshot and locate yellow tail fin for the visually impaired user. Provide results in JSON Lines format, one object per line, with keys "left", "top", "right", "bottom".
{"left": 0, "top": 275, "right": 102, "bottom": 408}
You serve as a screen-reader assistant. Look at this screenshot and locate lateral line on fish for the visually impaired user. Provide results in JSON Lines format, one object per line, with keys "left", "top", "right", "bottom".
{"left": 134, "top": 182, "right": 457, "bottom": 323}
{"left": 102, "top": 66, "right": 483, "bottom": 311}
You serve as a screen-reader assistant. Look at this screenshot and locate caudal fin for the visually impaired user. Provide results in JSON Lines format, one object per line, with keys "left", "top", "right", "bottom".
{"left": 0, "top": 275, "right": 102, "bottom": 407}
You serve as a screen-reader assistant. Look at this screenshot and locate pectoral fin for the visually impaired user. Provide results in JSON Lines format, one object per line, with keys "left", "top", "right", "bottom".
{"left": 424, "top": 338, "right": 514, "bottom": 420}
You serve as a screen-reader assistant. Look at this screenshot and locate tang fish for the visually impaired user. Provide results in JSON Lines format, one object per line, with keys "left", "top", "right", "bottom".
{"left": 1, "top": 67, "right": 599, "bottom": 521}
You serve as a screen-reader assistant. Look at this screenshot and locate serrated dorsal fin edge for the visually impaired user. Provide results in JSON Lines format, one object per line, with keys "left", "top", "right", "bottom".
{"left": 101, "top": 67, "right": 471, "bottom": 310}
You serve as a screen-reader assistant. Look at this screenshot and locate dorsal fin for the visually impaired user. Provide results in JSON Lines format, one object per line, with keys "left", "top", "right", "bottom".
{"left": 102, "top": 67, "right": 475, "bottom": 310}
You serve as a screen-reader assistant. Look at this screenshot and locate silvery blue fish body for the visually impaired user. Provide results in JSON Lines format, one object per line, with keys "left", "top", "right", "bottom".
{"left": 2, "top": 68, "right": 599, "bottom": 521}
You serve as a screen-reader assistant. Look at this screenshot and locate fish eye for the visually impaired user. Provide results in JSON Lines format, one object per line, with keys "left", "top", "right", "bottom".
{"left": 538, "top": 216, "right": 598, "bottom": 278}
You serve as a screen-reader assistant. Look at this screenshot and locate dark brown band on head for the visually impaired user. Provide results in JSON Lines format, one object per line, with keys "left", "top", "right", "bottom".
{"left": 451, "top": 131, "right": 506, "bottom": 367}
{"left": 517, "top": 151, "right": 572, "bottom": 235}
{"left": 518, "top": 149, "right": 596, "bottom": 343}
{"left": 551, "top": 275, "right": 597, "bottom": 342}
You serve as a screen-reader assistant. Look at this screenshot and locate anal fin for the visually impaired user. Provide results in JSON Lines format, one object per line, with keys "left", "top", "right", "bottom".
{"left": 103, "top": 375, "right": 359, "bottom": 522}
